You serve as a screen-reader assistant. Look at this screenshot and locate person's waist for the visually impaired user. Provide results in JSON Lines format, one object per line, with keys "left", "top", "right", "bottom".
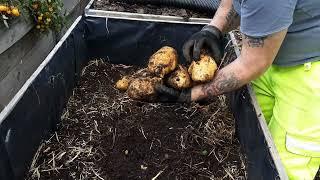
{"left": 273, "top": 55, "right": 320, "bottom": 67}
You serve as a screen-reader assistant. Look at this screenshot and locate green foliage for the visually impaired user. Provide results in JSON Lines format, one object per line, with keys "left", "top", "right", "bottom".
{"left": 27, "top": 0, "right": 65, "bottom": 32}
{"left": 0, "top": 0, "right": 65, "bottom": 32}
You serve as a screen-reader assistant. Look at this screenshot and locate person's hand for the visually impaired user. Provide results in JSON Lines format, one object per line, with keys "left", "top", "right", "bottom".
{"left": 155, "top": 84, "right": 191, "bottom": 103}
{"left": 183, "top": 25, "right": 224, "bottom": 64}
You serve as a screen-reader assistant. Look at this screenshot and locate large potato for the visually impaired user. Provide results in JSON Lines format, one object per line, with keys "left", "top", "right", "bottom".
{"left": 188, "top": 55, "right": 217, "bottom": 83}
{"left": 127, "top": 77, "right": 162, "bottom": 101}
{"left": 115, "top": 76, "right": 132, "bottom": 91}
{"left": 148, "top": 46, "right": 178, "bottom": 77}
{"left": 167, "top": 65, "right": 192, "bottom": 89}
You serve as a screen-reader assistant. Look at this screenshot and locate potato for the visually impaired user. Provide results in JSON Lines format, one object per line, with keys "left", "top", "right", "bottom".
{"left": 131, "top": 68, "right": 152, "bottom": 78}
{"left": 188, "top": 55, "right": 217, "bottom": 83}
{"left": 127, "top": 77, "right": 162, "bottom": 101}
{"left": 148, "top": 46, "right": 178, "bottom": 77}
{"left": 167, "top": 65, "right": 192, "bottom": 89}
{"left": 115, "top": 76, "right": 132, "bottom": 91}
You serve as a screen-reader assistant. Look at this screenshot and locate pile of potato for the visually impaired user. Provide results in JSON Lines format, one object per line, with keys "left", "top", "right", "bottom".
{"left": 115, "top": 46, "right": 218, "bottom": 101}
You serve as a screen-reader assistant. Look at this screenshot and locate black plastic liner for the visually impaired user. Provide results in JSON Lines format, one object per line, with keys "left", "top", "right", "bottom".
{"left": 85, "top": 17, "right": 203, "bottom": 65}
{"left": 228, "top": 88, "right": 280, "bottom": 180}
{"left": 119, "top": 0, "right": 220, "bottom": 13}
{"left": 0, "top": 16, "right": 280, "bottom": 179}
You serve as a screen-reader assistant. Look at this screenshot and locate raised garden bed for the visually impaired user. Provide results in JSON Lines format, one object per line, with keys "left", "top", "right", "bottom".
{"left": 0, "top": 12, "right": 288, "bottom": 180}
{"left": 26, "top": 59, "right": 246, "bottom": 179}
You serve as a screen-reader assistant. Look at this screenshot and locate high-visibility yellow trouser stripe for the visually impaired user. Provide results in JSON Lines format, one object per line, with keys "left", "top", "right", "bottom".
{"left": 286, "top": 134, "right": 320, "bottom": 157}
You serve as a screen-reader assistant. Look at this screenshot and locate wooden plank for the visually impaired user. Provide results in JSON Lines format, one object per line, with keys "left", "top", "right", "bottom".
{"left": 0, "top": 29, "right": 41, "bottom": 82}
{"left": 0, "top": 18, "right": 33, "bottom": 54}
{"left": 0, "top": 16, "right": 82, "bottom": 123}
{"left": 0, "top": 0, "right": 86, "bottom": 83}
{"left": 0, "top": 31, "right": 55, "bottom": 109}
{"left": 0, "top": 0, "right": 89, "bottom": 110}
{"left": 229, "top": 31, "right": 289, "bottom": 180}
{"left": 0, "top": 0, "right": 84, "bottom": 55}
{"left": 63, "top": 0, "right": 79, "bottom": 16}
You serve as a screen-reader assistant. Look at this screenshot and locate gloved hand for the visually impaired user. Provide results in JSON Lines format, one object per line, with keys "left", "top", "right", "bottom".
{"left": 183, "top": 25, "right": 224, "bottom": 64}
{"left": 155, "top": 84, "right": 191, "bottom": 103}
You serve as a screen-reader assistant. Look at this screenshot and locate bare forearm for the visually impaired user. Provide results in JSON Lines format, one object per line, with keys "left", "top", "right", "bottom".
{"left": 191, "top": 60, "right": 248, "bottom": 101}
{"left": 209, "top": 0, "right": 240, "bottom": 33}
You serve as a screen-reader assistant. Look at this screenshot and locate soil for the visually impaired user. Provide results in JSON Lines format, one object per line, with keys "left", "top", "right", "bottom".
{"left": 93, "top": 0, "right": 213, "bottom": 18}
{"left": 26, "top": 58, "right": 246, "bottom": 179}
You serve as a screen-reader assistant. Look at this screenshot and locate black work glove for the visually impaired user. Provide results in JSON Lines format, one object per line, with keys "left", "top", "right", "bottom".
{"left": 183, "top": 25, "right": 224, "bottom": 64}
{"left": 155, "top": 84, "right": 191, "bottom": 103}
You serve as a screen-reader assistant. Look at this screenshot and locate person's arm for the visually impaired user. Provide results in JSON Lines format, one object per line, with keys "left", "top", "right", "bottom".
{"left": 191, "top": 29, "right": 287, "bottom": 101}
{"left": 156, "top": 0, "right": 296, "bottom": 103}
{"left": 209, "top": 0, "right": 240, "bottom": 33}
{"left": 182, "top": 0, "right": 240, "bottom": 63}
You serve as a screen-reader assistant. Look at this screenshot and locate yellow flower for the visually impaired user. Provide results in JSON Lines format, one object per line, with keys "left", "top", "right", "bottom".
{"left": 11, "top": 8, "right": 20, "bottom": 17}
{"left": 0, "top": 5, "right": 9, "bottom": 12}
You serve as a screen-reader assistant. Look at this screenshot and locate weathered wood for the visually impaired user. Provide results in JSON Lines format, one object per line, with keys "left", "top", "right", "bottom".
{"left": 0, "top": 30, "right": 55, "bottom": 109}
{"left": 0, "top": 0, "right": 86, "bottom": 55}
{"left": 0, "top": 16, "right": 82, "bottom": 121}
{"left": 0, "top": 18, "right": 33, "bottom": 54}
{"left": 0, "top": 3, "right": 86, "bottom": 83}
{"left": 63, "top": 0, "right": 80, "bottom": 15}
{"left": 0, "top": 29, "right": 41, "bottom": 82}
{"left": 0, "top": 0, "right": 89, "bottom": 110}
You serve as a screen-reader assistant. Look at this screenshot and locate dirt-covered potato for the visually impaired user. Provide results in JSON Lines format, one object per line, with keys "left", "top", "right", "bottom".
{"left": 127, "top": 77, "right": 162, "bottom": 101}
{"left": 131, "top": 68, "right": 152, "bottom": 78}
{"left": 148, "top": 46, "right": 178, "bottom": 77}
{"left": 167, "top": 65, "right": 192, "bottom": 89}
{"left": 188, "top": 55, "right": 217, "bottom": 83}
{"left": 115, "top": 76, "right": 132, "bottom": 91}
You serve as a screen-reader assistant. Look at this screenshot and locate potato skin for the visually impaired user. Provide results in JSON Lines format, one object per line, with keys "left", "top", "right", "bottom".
{"left": 115, "top": 68, "right": 152, "bottom": 92}
{"left": 127, "top": 77, "right": 162, "bottom": 101}
{"left": 188, "top": 55, "right": 217, "bottom": 83}
{"left": 131, "top": 68, "right": 152, "bottom": 78}
{"left": 167, "top": 65, "right": 192, "bottom": 89}
{"left": 148, "top": 46, "right": 178, "bottom": 77}
{"left": 115, "top": 76, "right": 132, "bottom": 91}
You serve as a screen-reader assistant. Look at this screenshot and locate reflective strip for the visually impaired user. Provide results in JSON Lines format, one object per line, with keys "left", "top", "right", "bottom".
{"left": 286, "top": 135, "right": 320, "bottom": 154}
{"left": 304, "top": 62, "right": 312, "bottom": 71}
